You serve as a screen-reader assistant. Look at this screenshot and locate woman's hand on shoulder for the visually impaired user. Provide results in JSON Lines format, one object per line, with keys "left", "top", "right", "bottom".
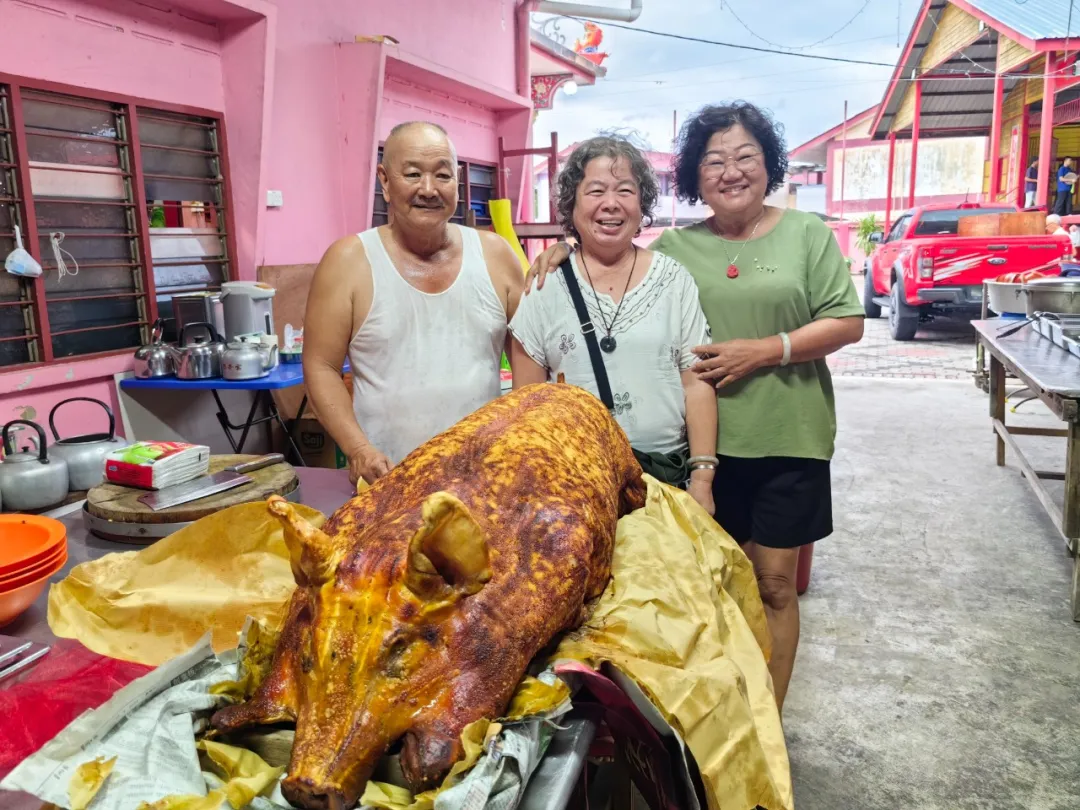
{"left": 525, "top": 242, "right": 572, "bottom": 294}
{"left": 691, "top": 338, "right": 783, "bottom": 388}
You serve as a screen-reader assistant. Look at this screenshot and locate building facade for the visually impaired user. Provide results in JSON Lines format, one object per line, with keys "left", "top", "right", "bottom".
{"left": 0, "top": 0, "right": 601, "bottom": 436}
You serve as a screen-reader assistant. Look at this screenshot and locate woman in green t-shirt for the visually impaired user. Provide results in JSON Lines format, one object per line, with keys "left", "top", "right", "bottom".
{"left": 525, "top": 102, "right": 864, "bottom": 710}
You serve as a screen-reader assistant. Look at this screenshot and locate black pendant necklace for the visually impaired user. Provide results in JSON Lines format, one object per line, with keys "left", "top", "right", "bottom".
{"left": 579, "top": 246, "right": 638, "bottom": 353}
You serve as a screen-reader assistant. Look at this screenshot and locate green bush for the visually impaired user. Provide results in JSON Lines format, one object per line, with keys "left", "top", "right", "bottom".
{"left": 855, "top": 214, "right": 880, "bottom": 256}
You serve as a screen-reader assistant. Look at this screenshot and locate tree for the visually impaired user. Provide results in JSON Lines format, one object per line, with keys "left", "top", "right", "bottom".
{"left": 855, "top": 214, "right": 880, "bottom": 256}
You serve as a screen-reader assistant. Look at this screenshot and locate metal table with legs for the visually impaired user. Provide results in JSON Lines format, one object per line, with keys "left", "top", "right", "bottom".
{"left": 973, "top": 320, "right": 1080, "bottom": 620}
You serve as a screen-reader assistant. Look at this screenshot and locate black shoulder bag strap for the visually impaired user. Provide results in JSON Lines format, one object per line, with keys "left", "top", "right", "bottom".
{"left": 559, "top": 258, "right": 614, "bottom": 411}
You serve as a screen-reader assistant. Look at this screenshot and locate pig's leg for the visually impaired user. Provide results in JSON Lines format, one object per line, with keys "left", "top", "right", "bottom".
{"left": 211, "top": 589, "right": 309, "bottom": 732}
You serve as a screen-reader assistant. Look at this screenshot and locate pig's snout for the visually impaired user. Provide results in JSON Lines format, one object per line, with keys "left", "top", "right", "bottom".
{"left": 281, "top": 774, "right": 349, "bottom": 810}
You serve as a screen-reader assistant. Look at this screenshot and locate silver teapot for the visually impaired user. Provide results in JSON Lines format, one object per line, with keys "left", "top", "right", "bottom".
{"left": 221, "top": 334, "right": 279, "bottom": 380}
{"left": 133, "top": 319, "right": 175, "bottom": 379}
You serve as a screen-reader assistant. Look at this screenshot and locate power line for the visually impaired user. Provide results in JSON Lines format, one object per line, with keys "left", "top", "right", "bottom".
{"left": 722, "top": 0, "right": 876, "bottom": 51}
{"left": 566, "top": 16, "right": 898, "bottom": 67}
{"left": 609, "top": 33, "right": 902, "bottom": 83}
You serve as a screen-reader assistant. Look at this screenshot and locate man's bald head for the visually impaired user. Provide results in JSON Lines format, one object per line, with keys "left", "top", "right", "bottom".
{"left": 382, "top": 121, "right": 457, "bottom": 167}
{"left": 378, "top": 121, "right": 460, "bottom": 235}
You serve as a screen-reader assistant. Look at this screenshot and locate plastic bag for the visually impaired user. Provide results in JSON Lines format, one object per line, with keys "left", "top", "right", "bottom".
{"left": 4, "top": 226, "right": 42, "bottom": 279}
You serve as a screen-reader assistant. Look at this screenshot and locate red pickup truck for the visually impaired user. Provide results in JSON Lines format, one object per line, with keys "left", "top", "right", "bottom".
{"left": 863, "top": 203, "right": 1072, "bottom": 340}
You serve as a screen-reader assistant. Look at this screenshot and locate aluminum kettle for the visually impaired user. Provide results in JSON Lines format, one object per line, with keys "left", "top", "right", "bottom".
{"left": 133, "top": 319, "right": 175, "bottom": 379}
{"left": 48, "top": 397, "right": 130, "bottom": 491}
{"left": 174, "top": 322, "right": 225, "bottom": 379}
{"left": 0, "top": 420, "right": 69, "bottom": 511}
{"left": 222, "top": 335, "right": 279, "bottom": 380}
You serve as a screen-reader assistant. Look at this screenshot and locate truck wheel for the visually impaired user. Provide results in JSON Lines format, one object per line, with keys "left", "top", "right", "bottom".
{"left": 889, "top": 275, "right": 919, "bottom": 341}
{"left": 863, "top": 268, "right": 881, "bottom": 318}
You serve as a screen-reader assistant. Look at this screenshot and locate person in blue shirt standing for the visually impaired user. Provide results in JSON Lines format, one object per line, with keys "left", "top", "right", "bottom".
{"left": 1055, "top": 157, "right": 1076, "bottom": 217}
{"left": 1025, "top": 158, "right": 1038, "bottom": 208}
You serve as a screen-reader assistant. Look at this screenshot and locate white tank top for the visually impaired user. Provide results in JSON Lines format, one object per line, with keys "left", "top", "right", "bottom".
{"left": 350, "top": 225, "right": 507, "bottom": 465}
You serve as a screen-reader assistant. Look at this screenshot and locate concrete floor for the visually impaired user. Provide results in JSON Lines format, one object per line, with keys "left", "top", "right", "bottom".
{"left": 785, "top": 377, "right": 1080, "bottom": 810}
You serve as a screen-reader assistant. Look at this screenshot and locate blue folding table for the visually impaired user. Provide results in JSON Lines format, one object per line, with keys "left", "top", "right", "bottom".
{"left": 120, "top": 364, "right": 309, "bottom": 464}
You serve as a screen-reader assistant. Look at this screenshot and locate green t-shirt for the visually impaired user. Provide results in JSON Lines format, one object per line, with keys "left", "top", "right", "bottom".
{"left": 651, "top": 209, "right": 864, "bottom": 461}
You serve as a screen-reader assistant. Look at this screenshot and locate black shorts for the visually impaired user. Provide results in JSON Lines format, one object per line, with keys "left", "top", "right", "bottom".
{"left": 710, "top": 456, "right": 833, "bottom": 549}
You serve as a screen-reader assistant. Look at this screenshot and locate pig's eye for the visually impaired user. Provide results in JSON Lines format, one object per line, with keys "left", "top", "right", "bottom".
{"left": 385, "top": 635, "right": 412, "bottom": 660}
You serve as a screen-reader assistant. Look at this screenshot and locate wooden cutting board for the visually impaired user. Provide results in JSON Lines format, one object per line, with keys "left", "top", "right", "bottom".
{"left": 86, "top": 454, "right": 297, "bottom": 524}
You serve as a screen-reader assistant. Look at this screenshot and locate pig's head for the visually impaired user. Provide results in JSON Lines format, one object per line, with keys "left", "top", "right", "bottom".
{"left": 266, "top": 493, "right": 492, "bottom": 810}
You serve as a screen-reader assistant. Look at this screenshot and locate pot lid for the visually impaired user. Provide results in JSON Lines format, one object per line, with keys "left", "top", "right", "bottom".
{"left": 3, "top": 449, "right": 44, "bottom": 464}
{"left": 1023, "top": 279, "right": 1080, "bottom": 292}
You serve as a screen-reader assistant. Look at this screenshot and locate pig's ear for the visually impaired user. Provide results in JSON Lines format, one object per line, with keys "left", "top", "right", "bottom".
{"left": 405, "top": 492, "right": 492, "bottom": 600}
{"left": 268, "top": 496, "right": 340, "bottom": 585}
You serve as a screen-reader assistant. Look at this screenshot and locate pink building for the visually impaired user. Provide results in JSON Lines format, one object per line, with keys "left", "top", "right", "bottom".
{"left": 0, "top": 0, "right": 606, "bottom": 441}
{"left": 789, "top": 104, "right": 988, "bottom": 267}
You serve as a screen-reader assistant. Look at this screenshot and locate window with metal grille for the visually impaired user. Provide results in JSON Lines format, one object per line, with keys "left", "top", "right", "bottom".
{"left": 372, "top": 147, "right": 497, "bottom": 228}
{"left": 0, "top": 86, "right": 37, "bottom": 367}
{"left": 0, "top": 77, "right": 232, "bottom": 369}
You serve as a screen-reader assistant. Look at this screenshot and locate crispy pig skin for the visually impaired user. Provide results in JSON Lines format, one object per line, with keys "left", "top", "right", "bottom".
{"left": 210, "top": 383, "right": 646, "bottom": 810}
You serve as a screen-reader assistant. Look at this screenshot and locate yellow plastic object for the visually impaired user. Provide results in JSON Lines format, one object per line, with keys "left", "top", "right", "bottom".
{"left": 47, "top": 478, "right": 791, "bottom": 810}
{"left": 489, "top": 199, "right": 529, "bottom": 272}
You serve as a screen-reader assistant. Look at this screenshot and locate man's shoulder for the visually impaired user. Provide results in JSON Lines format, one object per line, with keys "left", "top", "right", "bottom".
{"left": 321, "top": 233, "right": 370, "bottom": 267}
{"left": 476, "top": 229, "right": 518, "bottom": 265}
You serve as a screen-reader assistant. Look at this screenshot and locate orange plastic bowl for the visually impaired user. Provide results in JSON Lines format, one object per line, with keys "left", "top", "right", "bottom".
{"left": 0, "top": 550, "right": 67, "bottom": 628}
{"left": 0, "top": 545, "right": 66, "bottom": 588}
{"left": 0, "top": 515, "right": 66, "bottom": 577}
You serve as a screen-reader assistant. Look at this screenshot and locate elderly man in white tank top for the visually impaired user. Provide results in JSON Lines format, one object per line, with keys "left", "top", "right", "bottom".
{"left": 303, "top": 122, "right": 524, "bottom": 485}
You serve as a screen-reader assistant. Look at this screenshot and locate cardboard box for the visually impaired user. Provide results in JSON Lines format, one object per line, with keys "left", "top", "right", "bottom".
{"left": 294, "top": 418, "right": 348, "bottom": 469}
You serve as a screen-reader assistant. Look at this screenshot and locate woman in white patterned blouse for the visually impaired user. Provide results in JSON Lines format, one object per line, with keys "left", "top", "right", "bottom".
{"left": 509, "top": 137, "right": 718, "bottom": 514}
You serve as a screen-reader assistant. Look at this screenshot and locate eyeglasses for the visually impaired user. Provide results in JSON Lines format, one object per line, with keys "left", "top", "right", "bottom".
{"left": 700, "top": 153, "right": 762, "bottom": 176}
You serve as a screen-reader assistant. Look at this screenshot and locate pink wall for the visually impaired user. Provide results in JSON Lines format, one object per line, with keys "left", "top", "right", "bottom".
{"left": 259, "top": 0, "right": 521, "bottom": 265}
{"left": 0, "top": 0, "right": 531, "bottom": 440}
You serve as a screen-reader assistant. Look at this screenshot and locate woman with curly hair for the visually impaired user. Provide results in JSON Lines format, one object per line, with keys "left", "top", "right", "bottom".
{"left": 509, "top": 136, "right": 718, "bottom": 514}
{"left": 525, "top": 103, "right": 864, "bottom": 709}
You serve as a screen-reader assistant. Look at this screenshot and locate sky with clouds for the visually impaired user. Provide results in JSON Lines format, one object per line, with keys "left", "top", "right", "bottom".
{"left": 532, "top": 0, "right": 922, "bottom": 154}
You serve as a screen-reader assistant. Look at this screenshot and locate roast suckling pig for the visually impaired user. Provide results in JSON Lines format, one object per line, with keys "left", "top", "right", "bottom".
{"left": 210, "top": 382, "right": 646, "bottom": 810}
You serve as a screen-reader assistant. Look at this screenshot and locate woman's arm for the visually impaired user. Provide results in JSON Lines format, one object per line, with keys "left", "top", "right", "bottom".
{"left": 682, "top": 371, "right": 717, "bottom": 514}
{"left": 510, "top": 338, "right": 548, "bottom": 389}
{"left": 690, "top": 317, "right": 863, "bottom": 386}
{"left": 524, "top": 242, "right": 571, "bottom": 294}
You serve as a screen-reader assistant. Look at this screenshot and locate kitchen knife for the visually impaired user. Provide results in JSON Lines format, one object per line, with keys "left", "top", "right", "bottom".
{"left": 137, "top": 454, "right": 285, "bottom": 511}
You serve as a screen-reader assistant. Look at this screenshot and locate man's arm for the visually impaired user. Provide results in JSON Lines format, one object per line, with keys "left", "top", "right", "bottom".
{"left": 479, "top": 231, "right": 526, "bottom": 356}
{"left": 302, "top": 237, "right": 390, "bottom": 485}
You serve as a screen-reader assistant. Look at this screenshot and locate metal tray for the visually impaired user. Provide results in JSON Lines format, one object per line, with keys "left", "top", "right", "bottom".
{"left": 1033, "top": 315, "right": 1080, "bottom": 358}
{"left": 82, "top": 481, "right": 302, "bottom": 544}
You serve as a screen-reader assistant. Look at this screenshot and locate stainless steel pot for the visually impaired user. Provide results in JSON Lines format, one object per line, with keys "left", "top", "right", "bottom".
{"left": 175, "top": 322, "right": 225, "bottom": 380}
{"left": 134, "top": 319, "right": 176, "bottom": 379}
{"left": 221, "top": 335, "right": 279, "bottom": 380}
{"left": 1022, "top": 278, "right": 1080, "bottom": 317}
{"left": 0, "top": 420, "right": 69, "bottom": 511}
{"left": 48, "top": 397, "right": 130, "bottom": 491}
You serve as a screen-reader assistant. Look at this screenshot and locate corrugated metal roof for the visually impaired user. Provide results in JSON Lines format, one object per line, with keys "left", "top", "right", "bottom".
{"left": 964, "top": 0, "right": 1080, "bottom": 41}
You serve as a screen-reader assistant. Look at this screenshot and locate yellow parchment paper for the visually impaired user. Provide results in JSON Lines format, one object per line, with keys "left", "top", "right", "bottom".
{"left": 48, "top": 503, "right": 325, "bottom": 663}
{"left": 554, "top": 479, "right": 791, "bottom": 810}
{"left": 48, "top": 479, "right": 791, "bottom": 810}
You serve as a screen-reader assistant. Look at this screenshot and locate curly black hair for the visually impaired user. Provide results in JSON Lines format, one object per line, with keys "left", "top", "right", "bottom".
{"left": 672, "top": 101, "right": 788, "bottom": 205}
{"left": 555, "top": 137, "right": 659, "bottom": 241}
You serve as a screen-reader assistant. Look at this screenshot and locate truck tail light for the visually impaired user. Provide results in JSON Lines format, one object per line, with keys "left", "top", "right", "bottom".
{"left": 919, "top": 255, "right": 934, "bottom": 280}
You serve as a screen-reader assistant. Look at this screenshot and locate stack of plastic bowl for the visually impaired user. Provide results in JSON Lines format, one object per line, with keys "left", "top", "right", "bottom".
{"left": 0, "top": 515, "right": 68, "bottom": 627}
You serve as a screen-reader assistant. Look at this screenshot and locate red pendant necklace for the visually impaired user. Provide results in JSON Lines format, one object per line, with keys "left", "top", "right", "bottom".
{"left": 709, "top": 212, "right": 765, "bottom": 279}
